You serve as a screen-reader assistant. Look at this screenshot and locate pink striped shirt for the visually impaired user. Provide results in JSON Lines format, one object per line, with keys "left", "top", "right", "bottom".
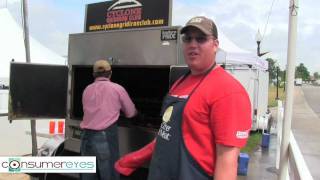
{"left": 80, "top": 77, "right": 136, "bottom": 130}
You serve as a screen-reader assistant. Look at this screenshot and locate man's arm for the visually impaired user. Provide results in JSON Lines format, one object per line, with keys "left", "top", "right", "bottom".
{"left": 214, "top": 144, "right": 240, "bottom": 180}
{"left": 118, "top": 86, "right": 137, "bottom": 118}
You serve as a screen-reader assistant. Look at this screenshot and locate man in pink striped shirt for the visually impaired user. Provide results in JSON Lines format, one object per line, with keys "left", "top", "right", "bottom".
{"left": 80, "top": 59, "right": 137, "bottom": 180}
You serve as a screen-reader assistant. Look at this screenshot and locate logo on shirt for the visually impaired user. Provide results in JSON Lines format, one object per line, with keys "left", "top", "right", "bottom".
{"left": 158, "top": 122, "right": 171, "bottom": 141}
{"left": 162, "top": 106, "right": 173, "bottom": 123}
{"left": 236, "top": 130, "right": 249, "bottom": 139}
{"left": 158, "top": 106, "right": 174, "bottom": 141}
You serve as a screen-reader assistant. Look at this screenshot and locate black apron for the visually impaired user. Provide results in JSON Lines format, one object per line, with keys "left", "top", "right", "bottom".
{"left": 148, "top": 64, "right": 215, "bottom": 180}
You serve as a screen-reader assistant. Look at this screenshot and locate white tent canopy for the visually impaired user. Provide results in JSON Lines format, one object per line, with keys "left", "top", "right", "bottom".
{"left": 0, "top": 8, "right": 66, "bottom": 79}
{"left": 215, "top": 27, "right": 268, "bottom": 70}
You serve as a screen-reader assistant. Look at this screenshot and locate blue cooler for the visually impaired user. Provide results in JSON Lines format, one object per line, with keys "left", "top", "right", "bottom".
{"left": 238, "top": 153, "right": 250, "bottom": 176}
{"left": 261, "top": 132, "right": 270, "bottom": 148}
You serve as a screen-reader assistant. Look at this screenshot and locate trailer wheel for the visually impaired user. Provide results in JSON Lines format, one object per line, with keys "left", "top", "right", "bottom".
{"left": 41, "top": 142, "right": 80, "bottom": 180}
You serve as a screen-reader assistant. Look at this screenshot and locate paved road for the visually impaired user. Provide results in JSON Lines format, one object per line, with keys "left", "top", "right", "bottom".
{"left": 302, "top": 85, "right": 320, "bottom": 118}
{"left": 291, "top": 85, "right": 320, "bottom": 180}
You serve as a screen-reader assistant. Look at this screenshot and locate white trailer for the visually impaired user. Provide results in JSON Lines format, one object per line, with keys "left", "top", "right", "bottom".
{"left": 224, "top": 65, "right": 270, "bottom": 131}
{"left": 215, "top": 30, "right": 270, "bottom": 130}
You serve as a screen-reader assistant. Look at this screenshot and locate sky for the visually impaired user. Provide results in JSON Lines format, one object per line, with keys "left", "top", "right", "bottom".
{"left": 2, "top": 0, "right": 320, "bottom": 74}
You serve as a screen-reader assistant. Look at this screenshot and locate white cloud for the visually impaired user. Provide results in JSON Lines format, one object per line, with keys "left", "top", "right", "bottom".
{"left": 173, "top": 0, "right": 320, "bottom": 73}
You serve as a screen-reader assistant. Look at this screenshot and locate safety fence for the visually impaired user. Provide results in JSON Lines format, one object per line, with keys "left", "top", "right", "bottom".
{"left": 277, "top": 100, "right": 313, "bottom": 180}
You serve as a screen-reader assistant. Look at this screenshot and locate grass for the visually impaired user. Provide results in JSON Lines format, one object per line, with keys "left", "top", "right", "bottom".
{"left": 268, "top": 85, "right": 285, "bottom": 107}
{"left": 241, "top": 131, "right": 262, "bottom": 154}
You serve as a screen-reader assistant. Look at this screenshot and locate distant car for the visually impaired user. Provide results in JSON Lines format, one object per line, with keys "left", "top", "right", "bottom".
{"left": 295, "top": 78, "right": 302, "bottom": 86}
{"left": 313, "top": 80, "right": 320, "bottom": 86}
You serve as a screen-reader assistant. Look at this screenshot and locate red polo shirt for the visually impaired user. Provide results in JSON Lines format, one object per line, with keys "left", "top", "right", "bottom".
{"left": 170, "top": 66, "right": 252, "bottom": 175}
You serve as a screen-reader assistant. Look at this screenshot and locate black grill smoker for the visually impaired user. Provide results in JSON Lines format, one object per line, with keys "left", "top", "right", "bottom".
{"left": 9, "top": 26, "right": 186, "bottom": 158}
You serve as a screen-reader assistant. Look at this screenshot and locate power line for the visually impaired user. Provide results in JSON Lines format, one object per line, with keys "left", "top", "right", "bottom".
{"left": 261, "top": 0, "right": 278, "bottom": 43}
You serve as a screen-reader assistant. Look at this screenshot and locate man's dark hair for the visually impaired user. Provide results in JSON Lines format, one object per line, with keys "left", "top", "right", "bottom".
{"left": 93, "top": 70, "right": 112, "bottom": 78}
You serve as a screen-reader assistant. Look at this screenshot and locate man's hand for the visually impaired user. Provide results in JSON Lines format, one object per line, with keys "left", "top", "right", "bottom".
{"left": 115, "top": 139, "right": 156, "bottom": 176}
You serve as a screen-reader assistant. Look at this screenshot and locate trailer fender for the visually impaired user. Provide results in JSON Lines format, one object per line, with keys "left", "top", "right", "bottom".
{"left": 38, "top": 135, "right": 65, "bottom": 156}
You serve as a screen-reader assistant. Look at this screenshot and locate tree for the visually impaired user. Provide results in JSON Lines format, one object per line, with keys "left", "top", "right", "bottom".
{"left": 314, "top": 72, "right": 320, "bottom": 80}
{"left": 295, "top": 63, "right": 310, "bottom": 81}
{"left": 279, "top": 69, "right": 286, "bottom": 80}
{"left": 266, "top": 58, "right": 278, "bottom": 83}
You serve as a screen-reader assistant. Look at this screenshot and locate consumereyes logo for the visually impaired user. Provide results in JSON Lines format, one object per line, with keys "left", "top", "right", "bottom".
{"left": 0, "top": 157, "right": 96, "bottom": 173}
{"left": 9, "top": 158, "right": 21, "bottom": 172}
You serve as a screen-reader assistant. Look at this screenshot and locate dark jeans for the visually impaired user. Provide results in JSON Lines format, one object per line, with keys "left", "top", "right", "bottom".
{"left": 80, "top": 123, "right": 120, "bottom": 180}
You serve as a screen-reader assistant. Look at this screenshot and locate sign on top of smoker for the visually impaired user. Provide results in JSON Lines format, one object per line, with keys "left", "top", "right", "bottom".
{"left": 85, "top": 0, "right": 171, "bottom": 32}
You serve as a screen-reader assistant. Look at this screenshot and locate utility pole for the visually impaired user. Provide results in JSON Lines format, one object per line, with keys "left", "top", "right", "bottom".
{"left": 276, "top": 66, "right": 279, "bottom": 100}
{"left": 22, "top": 0, "right": 38, "bottom": 156}
{"left": 278, "top": 0, "right": 299, "bottom": 179}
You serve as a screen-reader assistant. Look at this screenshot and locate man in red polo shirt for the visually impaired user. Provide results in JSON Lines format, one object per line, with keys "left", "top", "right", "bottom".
{"left": 115, "top": 16, "right": 251, "bottom": 180}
